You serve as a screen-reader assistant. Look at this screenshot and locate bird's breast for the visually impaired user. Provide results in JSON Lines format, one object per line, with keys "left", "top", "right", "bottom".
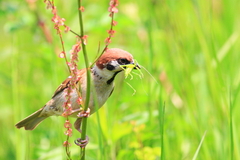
{"left": 78, "top": 75, "right": 114, "bottom": 114}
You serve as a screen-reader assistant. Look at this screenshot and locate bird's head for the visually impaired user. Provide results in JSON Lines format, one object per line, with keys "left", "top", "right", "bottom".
{"left": 94, "top": 48, "right": 140, "bottom": 84}
{"left": 96, "top": 48, "right": 140, "bottom": 71}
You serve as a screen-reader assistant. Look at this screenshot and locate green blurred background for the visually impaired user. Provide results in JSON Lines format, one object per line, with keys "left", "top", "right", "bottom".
{"left": 1, "top": 0, "right": 240, "bottom": 159}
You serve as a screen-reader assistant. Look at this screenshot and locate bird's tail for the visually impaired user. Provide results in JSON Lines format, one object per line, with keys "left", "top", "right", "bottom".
{"left": 15, "top": 108, "right": 47, "bottom": 130}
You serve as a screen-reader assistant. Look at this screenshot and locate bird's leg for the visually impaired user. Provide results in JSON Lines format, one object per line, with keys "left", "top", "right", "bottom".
{"left": 74, "top": 118, "right": 82, "bottom": 133}
{"left": 74, "top": 108, "right": 90, "bottom": 148}
{"left": 71, "top": 108, "right": 90, "bottom": 133}
{"left": 77, "top": 107, "right": 90, "bottom": 118}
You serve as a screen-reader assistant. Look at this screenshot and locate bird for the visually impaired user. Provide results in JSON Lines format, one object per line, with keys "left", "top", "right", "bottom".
{"left": 15, "top": 48, "right": 140, "bottom": 146}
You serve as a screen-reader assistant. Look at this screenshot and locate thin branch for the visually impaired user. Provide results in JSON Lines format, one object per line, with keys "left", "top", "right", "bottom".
{"left": 77, "top": 1, "right": 91, "bottom": 160}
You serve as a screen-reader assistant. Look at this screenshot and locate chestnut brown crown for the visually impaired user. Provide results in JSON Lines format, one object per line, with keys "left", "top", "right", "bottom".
{"left": 96, "top": 48, "right": 135, "bottom": 71}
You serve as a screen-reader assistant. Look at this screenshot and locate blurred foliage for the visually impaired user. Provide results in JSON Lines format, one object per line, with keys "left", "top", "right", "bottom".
{"left": 0, "top": 0, "right": 240, "bottom": 159}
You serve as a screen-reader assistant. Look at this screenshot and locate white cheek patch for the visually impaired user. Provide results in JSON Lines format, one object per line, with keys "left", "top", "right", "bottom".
{"left": 109, "top": 60, "right": 119, "bottom": 67}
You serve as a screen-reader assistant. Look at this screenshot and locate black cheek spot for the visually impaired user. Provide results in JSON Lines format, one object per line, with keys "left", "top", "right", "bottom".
{"left": 106, "top": 64, "right": 115, "bottom": 71}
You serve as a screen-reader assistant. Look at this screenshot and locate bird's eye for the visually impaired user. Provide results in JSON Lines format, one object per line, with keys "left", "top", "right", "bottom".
{"left": 118, "top": 58, "right": 129, "bottom": 65}
{"left": 106, "top": 64, "right": 115, "bottom": 71}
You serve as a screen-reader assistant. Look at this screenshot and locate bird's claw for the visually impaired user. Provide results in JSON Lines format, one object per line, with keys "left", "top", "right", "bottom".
{"left": 77, "top": 108, "right": 90, "bottom": 118}
{"left": 74, "top": 108, "right": 90, "bottom": 148}
{"left": 74, "top": 136, "right": 89, "bottom": 148}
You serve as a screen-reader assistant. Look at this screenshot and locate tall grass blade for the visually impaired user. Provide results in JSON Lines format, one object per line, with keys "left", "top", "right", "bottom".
{"left": 192, "top": 131, "right": 207, "bottom": 160}
{"left": 229, "top": 91, "right": 234, "bottom": 160}
{"left": 158, "top": 98, "right": 165, "bottom": 160}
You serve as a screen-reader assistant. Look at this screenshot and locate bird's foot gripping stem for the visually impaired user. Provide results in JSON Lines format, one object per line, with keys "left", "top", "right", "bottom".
{"left": 74, "top": 108, "right": 90, "bottom": 148}
{"left": 74, "top": 136, "right": 89, "bottom": 148}
{"left": 77, "top": 108, "right": 90, "bottom": 118}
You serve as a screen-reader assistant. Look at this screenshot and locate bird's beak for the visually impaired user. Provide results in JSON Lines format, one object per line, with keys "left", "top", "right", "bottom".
{"left": 133, "top": 63, "right": 141, "bottom": 69}
{"left": 121, "top": 62, "right": 141, "bottom": 70}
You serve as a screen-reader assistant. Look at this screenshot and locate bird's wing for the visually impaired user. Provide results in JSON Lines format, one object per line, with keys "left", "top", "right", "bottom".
{"left": 52, "top": 76, "right": 71, "bottom": 99}
{"left": 51, "top": 69, "right": 86, "bottom": 99}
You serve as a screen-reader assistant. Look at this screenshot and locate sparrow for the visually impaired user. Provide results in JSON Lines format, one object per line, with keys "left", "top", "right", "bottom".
{"left": 15, "top": 48, "right": 140, "bottom": 140}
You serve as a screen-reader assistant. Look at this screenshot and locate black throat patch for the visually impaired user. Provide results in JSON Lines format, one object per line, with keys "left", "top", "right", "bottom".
{"left": 107, "top": 71, "right": 122, "bottom": 85}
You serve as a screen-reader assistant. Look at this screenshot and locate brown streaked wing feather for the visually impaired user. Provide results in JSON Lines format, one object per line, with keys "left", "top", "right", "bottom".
{"left": 52, "top": 77, "right": 71, "bottom": 98}
{"left": 52, "top": 69, "right": 86, "bottom": 99}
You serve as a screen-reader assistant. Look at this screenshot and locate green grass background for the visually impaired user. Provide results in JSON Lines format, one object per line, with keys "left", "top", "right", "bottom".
{"left": 1, "top": 0, "right": 240, "bottom": 159}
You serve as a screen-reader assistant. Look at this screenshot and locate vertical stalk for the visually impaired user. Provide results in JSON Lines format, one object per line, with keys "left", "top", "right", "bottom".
{"left": 159, "top": 101, "right": 165, "bottom": 160}
{"left": 229, "top": 91, "right": 234, "bottom": 160}
{"left": 77, "top": 0, "right": 91, "bottom": 159}
{"left": 158, "top": 87, "right": 165, "bottom": 160}
{"left": 145, "top": 0, "right": 155, "bottom": 125}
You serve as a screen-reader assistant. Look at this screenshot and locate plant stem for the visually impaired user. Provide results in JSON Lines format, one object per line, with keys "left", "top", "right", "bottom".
{"left": 102, "top": 14, "right": 114, "bottom": 53}
{"left": 77, "top": 0, "right": 91, "bottom": 159}
{"left": 229, "top": 91, "right": 234, "bottom": 160}
{"left": 159, "top": 101, "right": 165, "bottom": 160}
{"left": 65, "top": 118, "right": 72, "bottom": 160}
{"left": 90, "top": 10, "right": 115, "bottom": 68}
{"left": 58, "top": 28, "right": 71, "bottom": 74}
